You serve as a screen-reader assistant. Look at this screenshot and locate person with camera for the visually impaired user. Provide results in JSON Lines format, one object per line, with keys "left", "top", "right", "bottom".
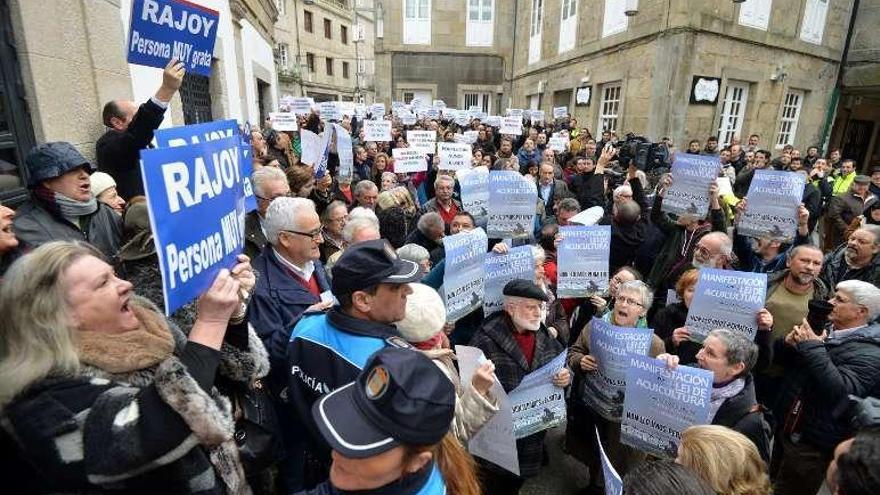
{"left": 772, "top": 280, "right": 880, "bottom": 495}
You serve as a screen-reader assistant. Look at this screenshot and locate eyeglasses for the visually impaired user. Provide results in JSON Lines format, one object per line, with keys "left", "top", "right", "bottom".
{"left": 282, "top": 227, "right": 324, "bottom": 240}
{"left": 256, "top": 192, "right": 292, "bottom": 202}
{"left": 616, "top": 296, "right": 644, "bottom": 308}
{"left": 327, "top": 215, "right": 348, "bottom": 224}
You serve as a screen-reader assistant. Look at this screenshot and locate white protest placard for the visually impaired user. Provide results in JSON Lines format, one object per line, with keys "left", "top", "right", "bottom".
{"left": 338, "top": 101, "right": 356, "bottom": 117}
{"left": 300, "top": 129, "right": 324, "bottom": 166}
{"left": 500, "top": 116, "right": 523, "bottom": 136}
{"left": 426, "top": 107, "right": 441, "bottom": 120}
{"left": 463, "top": 130, "right": 479, "bottom": 144}
{"left": 548, "top": 136, "right": 569, "bottom": 153}
{"left": 485, "top": 115, "right": 502, "bottom": 128}
{"left": 716, "top": 176, "right": 734, "bottom": 197}
{"left": 433, "top": 99, "right": 446, "bottom": 108}
{"left": 392, "top": 148, "right": 427, "bottom": 173}
{"left": 455, "top": 111, "right": 471, "bottom": 126}
{"left": 407, "top": 130, "right": 436, "bottom": 154}
{"left": 363, "top": 120, "right": 392, "bottom": 142}
{"left": 354, "top": 104, "right": 367, "bottom": 118}
{"left": 437, "top": 142, "right": 472, "bottom": 171}
{"left": 333, "top": 124, "right": 353, "bottom": 178}
{"left": 269, "top": 112, "right": 298, "bottom": 131}
{"left": 290, "top": 97, "right": 313, "bottom": 115}
{"left": 508, "top": 350, "right": 568, "bottom": 438}
{"left": 319, "top": 101, "right": 341, "bottom": 122}
{"left": 507, "top": 108, "right": 524, "bottom": 117}
{"left": 369, "top": 103, "right": 386, "bottom": 117}
{"left": 553, "top": 106, "right": 569, "bottom": 119}
{"left": 531, "top": 110, "right": 545, "bottom": 123}
{"left": 456, "top": 345, "right": 520, "bottom": 476}
{"left": 400, "top": 112, "right": 417, "bottom": 126}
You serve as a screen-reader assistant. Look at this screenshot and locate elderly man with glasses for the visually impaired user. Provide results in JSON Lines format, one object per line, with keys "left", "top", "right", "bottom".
{"left": 245, "top": 166, "right": 290, "bottom": 259}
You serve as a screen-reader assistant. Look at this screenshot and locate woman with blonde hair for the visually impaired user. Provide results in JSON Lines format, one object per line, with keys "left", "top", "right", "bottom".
{"left": 677, "top": 425, "right": 771, "bottom": 495}
{"left": 0, "top": 241, "right": 267, "bottom": 493}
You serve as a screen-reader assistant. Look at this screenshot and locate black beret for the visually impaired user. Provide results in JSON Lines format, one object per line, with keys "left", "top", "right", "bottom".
{"left": 502, "top": 279, "right": 549, "bottom": 302}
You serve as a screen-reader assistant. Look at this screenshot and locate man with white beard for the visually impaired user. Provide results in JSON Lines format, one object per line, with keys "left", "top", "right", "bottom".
{"left": 469, "top": 279, "right": 571, "bottom": 494}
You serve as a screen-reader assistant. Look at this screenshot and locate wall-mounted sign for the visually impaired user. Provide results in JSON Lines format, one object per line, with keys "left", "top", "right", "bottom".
{"left": 576, "top": 86, "right": 591, "bottom": 106}
{"left": 690, "top": 76, "right": 721, "bottom": 105}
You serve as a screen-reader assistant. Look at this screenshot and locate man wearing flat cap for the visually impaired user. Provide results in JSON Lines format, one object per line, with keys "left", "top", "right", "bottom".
{"left": 469, "top": 278, "right": 571, "bottom": 493}
{"left": 13, "top": 142, "right": 122, "bottom": 259}
{"left": 287, "top": 239, "right": 422, "bottom": 485}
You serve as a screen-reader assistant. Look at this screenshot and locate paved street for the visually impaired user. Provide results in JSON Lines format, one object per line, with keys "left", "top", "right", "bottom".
{"left": 522, "top": 424, "right": 590, "bottom": 495}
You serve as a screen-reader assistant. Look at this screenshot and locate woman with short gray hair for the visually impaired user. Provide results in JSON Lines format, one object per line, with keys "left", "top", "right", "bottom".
{"left": 656, "top": 328, "right": 770, "bottom": 461}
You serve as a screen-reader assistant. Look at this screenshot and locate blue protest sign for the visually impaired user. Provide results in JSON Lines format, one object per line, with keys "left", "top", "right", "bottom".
{"left": 458, "top": 166, "right": 489, "bottom": 228}
{"left": 127, "top": 0, "right": 219, "bottom": 76}
{"left": 154, "top": 120, "right": 256, "bottom": 212}
{"left": 662, "top": 154, "right": 719, "bottom": 218}
{"left": 557, "top": 225, "right": 611, "bottom": 297}
{"left": 140, "top": 136, "right": 247, "bottom": 315}
{"left": 621, "top": 355, "right": 713, "bottom": 458}
{"left": 737, "top": 170, "right": 806, "bottom": 242}
{"left": 596, "top": 427, "right": 623, "bottom": 495}
{"left": 488, "top": 171, "right": 537, "bottom": 239}
{"left": 584, "top": 318, "right": 655, "bottom": 421}
{"left": 443, "top": 228, "right": 488, "bottom": 321}
{"left": 685, "top": 268, "right": 767, "bottom": 343}
{"left": 483, "top": 246, "right": 535, "bottom": 315}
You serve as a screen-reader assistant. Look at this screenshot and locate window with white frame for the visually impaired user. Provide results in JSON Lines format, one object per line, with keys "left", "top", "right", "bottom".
{"left": 775, "top": 90, "right": 804, "bottom": 147}
{"left": 467, "top": 0, "right": 494, "bottom": 47}
{"left": 602, "top": 0, "right": 628, "bottom": 38}
{"left": 275, "top": 0, "right": 285, "bottom": 16}
{"left": 403, "top": 0, "right": 431, "bottom": 45}
{"left": 277, "top": 43, "right": 289, "bottom": 69}
{"left": 559, "top": 0, "right": 577, "bottom": 54}
{"left": 528, "top": 0, "right": 543, "bottom": 64}
{"left": 598, "top": 82, "right": 622, "bottom": 133}
{"left": 528, "top": 94, "right": 541, "bottom": 110}
{"left": 800, "top": 0, "right": 828, "bottom": 44}
{"left": 717, "top": 82, "right": 750, "bottom": 146}
{"left": 463, "top": 92, "right": 491, "bottom": 113}
{"left": 738, "top": 0, "right": 772, "bottom": 31}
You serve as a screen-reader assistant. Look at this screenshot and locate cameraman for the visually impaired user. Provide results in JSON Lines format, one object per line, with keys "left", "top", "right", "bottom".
{"left": 772, "top": 280, "right": 880, "bottom": 495}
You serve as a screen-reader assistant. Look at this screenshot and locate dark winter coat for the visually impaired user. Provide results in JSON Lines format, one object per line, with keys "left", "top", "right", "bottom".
{"left": 775, "top": 323, "right": 880, "bottom": 450}
{"left": 819, "top": 244, "right": 880, "bottom": 289}
{"left": 250, "top": 248, "right": 330, "bottom": 373}
{"left": 243, "top": 210, "right": 268, "bottom": 262}
{"left": 712, "top": 375, "right": 771, "bottom": 462}
{"left": 651, "top": 301, "right": 688, "bottom": 345}
{"left": 569, "top": 172, "right": 606, "bottom": 210}
{"left": 0, "top": 297, "right": 268, "bottom": 494}
{"left": 13, "top": 199, "right": 122, "bottom": 261}
{"left": 469, "top": 311, "right": 566, "bottom": 478}
{"left": 96, "top": 98, "right": 167, "bottom": 199}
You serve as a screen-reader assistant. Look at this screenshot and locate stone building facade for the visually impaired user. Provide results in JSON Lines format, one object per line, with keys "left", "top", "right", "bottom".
{"left": 828, "top": 0, "right": 880, "bottom": 171}
{"left": 274, "top": 0, "right": 376, "bottom": 103}
{"left": 0, "top": 0, "right": 280, "bottom": 204}
{"left": 373, "top": 0, "right": 515, "bottom": 111}
{"left": 509, "top": 0, "right": 851, "bottom": 154}
{"left": 375, "top": 0, "right": 859, "bottom": 160}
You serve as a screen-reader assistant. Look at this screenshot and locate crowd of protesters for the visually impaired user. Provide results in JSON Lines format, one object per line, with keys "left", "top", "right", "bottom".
{"left": 0, "top": 58, "right": 879, "bottom": 495}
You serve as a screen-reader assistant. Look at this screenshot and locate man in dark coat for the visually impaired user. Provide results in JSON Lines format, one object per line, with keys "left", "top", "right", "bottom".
{"left": 772, "top": 280, "right": 880, "bottom": 495}
{"left": 13, "top": 142, "right": 121, "bottom": 260}
{"left": 470, "top": 279, "right": 571, "bottom": 494}
{"left": 245, "top": 167, "right": 290, "bottom": 260}
{"left": 96, "top": 59, "right": 184, "bottom": 200}
{"left": 819, "top": 225, "right": 880, "bottom": 289}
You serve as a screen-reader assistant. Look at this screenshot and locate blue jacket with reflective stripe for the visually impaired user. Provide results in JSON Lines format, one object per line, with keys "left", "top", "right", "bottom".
{"left": 287, "top": 309, "right": 405, "bottom": 461}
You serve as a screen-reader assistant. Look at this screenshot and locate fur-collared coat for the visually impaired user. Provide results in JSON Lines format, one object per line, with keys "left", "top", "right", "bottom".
{"left": 469, "top": 311, "right": 567, "bottom": 478}
{"left": 0, "top": 297, "right": 269, "bottom": 494}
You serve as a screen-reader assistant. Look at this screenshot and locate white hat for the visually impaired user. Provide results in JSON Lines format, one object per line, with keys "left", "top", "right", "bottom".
{"left": 89, "top": 172, "right": 117, "bottom": 197}
{"left": 395, "top": 283, "right": 446, "bottom": 343}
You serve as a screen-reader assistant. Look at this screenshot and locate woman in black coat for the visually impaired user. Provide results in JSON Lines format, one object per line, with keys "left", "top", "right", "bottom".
{"left": 656, "top": 328, "right": 771, "bottom": 461}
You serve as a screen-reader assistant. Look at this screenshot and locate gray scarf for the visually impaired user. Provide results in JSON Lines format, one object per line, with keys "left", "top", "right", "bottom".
{"left": 56, "top": 192, "right": 98, "bottom": 218}
{"left": 709, "top": 377, "right": 745, "bottom": 421}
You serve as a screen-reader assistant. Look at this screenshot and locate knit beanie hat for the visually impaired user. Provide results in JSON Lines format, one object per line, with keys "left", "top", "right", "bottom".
{"left": 89, "top": 172, "right": 117, "bottom": 198}
{"left": 395, "top": 283, "right": 446, "bottom": 343}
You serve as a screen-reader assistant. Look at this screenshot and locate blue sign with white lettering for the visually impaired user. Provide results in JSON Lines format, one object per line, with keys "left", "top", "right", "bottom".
{"left": 154, "top": 120, "right": 256, "bottom": 212}
{"left": 140, "top": 136, "right": 247, "bottom": 315}
{"left": 127, "top": 0, "right": 219, "bottom": 76}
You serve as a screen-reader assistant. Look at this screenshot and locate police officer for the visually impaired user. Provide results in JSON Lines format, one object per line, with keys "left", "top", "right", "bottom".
{"left": 295, "top": 348, "right": 481, "bottom": 495}
{"left": 288, "top": 239, "right": 422, "bottom": 483}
